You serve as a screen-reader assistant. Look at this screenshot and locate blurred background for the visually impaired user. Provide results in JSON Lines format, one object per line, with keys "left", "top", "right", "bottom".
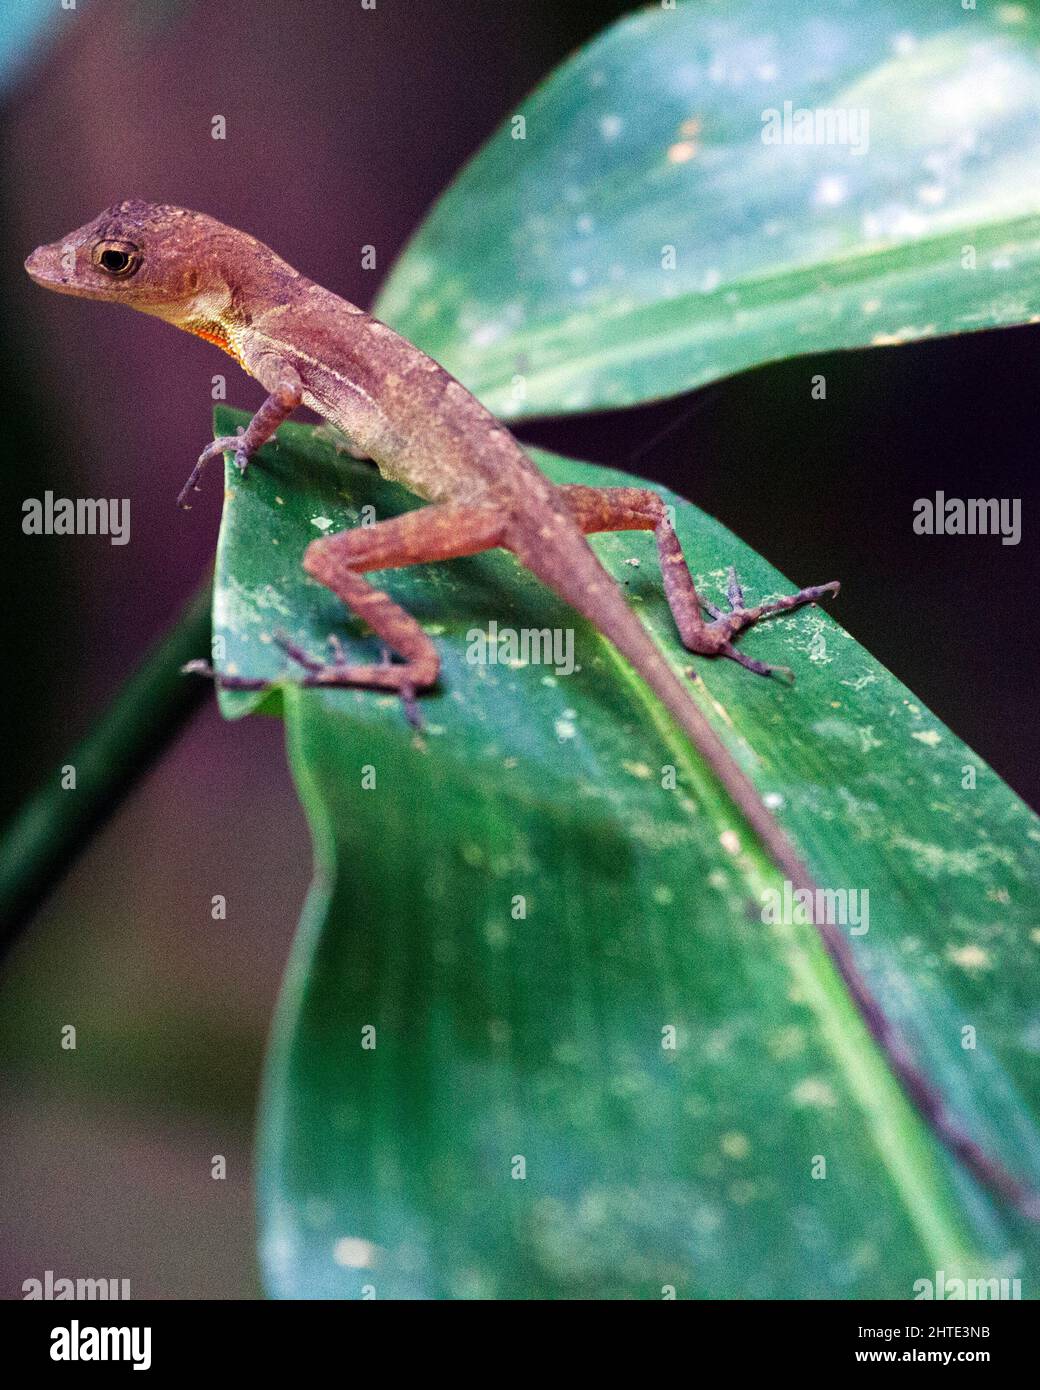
{"left": 1, "top": 0, "right": 1037, "bottom": 1298}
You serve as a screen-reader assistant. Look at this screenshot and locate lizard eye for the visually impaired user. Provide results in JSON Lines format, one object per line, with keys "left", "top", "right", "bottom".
{"left": 92, "top": 240, "right": 141, "bottom": 277}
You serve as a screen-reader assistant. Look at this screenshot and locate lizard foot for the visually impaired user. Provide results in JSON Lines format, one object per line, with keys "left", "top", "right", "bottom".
{"left": 178, "top": 428, "right": 251, "bottom": 510}
{"left": 695, "top": 566, "right": 840, "bottom": 678}
{"left": 272, "top": 633, "right": 427, "bottom": 727}
{"left": 183, "top": 633, "right": 429, "bottom": 728}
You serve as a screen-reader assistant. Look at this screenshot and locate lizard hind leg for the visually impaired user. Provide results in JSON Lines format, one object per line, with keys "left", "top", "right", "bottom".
{"left": 557, "top": 484, "right": 839, "bottom": 678}
{"left": 208, "top": 502, "right": 507, "bottom": 723}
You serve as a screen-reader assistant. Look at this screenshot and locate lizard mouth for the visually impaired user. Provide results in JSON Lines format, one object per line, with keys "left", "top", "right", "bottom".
{"left": 24, "top": 243, "right": 98, "bottom": 298}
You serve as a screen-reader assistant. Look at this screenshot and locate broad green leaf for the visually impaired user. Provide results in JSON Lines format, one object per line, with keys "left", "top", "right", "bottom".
{"left": 0, "top": 0, "right": 63, "bottom": 97}
{"left": 209, "top": 409, "right": 1040, "bottom": 1298}
{"left": 375, "top": 0, "right": 1040, "bottom": 419}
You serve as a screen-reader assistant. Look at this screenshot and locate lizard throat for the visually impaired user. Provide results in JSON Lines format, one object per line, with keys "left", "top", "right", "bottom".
{"left": 186, "top": 319, "right": 244, "bottom": 366}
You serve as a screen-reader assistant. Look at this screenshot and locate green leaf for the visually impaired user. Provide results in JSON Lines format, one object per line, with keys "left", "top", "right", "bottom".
{"left": 0, "top": 0, "right": 62, "bottom": 98}
{"left": 375, "top": 0, "right": 1040, "bottom": 419}
{"left": 209, "top": 409, "right": 1040, "bottom": 1297}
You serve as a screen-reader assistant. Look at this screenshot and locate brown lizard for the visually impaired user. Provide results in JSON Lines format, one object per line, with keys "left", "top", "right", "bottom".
{"left": 25, "top": 200, "right": 1039, "bottom": 1221}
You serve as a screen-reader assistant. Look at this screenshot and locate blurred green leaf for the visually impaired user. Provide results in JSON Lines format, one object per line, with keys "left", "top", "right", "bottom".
{"left": 375, "top": 0, "right": 1040, "bottom": 418}
{"left": 0, "top": 0, "right": 63, "bottom": 96}
{"left": 208, "top": 410, "right": 1040, "bottom": 1297}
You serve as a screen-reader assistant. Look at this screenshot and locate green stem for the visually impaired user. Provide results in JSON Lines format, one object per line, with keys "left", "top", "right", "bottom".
{"left": 0, "top": 578, "right": 213, "bottom": 955}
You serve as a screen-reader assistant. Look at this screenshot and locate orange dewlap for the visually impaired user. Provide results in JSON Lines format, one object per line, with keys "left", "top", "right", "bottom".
{"left": 189, "top": 321, "right": 244, "bottom": 365}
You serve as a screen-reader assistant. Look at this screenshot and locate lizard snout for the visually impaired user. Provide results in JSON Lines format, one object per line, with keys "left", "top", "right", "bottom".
{"left": 25, "top": 242, "right": 68, "bottom": 290}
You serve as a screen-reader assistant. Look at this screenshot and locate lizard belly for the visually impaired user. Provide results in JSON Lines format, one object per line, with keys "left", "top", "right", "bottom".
{"left": 309, "top": 390, "right": 498, "bottom": 507}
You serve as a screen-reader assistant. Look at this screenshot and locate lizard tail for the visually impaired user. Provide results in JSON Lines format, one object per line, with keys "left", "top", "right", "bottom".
{"left": 515, "top": 523, "right": 1040, "bottom": 1223}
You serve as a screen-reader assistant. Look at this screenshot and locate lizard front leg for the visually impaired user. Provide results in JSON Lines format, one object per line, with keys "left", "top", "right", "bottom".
{"left": 559, "top": 484, "right": 839, "bottom": 677}
{"left": 177, "top": 357, "right": 303, "bottom": 509}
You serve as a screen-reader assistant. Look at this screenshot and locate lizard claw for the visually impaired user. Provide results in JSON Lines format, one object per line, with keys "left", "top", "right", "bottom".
{"left": 399, "top": 681, "right": 424, "bottom": 730}
{"left": 181, "top": 658, "right": 272, "bottom": 691}
{"left": 178, "top": 429, "right": 251, "bottom": 509}
{"left": 232, "top": 426, "right": 250, "bottom": 475}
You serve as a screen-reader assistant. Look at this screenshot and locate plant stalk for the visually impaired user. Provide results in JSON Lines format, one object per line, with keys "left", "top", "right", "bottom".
{"left": 0, "top": 578, "right": 213, "bottom": 959}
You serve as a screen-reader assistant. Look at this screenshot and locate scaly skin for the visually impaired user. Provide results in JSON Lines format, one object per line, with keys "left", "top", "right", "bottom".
{"left": 25, "top": 200, "right": 1039, "bottom": 1221}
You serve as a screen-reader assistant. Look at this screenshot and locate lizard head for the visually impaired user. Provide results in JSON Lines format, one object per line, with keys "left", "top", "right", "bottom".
{"left": 24, "top": 199, "right": 252, "bottom": 330}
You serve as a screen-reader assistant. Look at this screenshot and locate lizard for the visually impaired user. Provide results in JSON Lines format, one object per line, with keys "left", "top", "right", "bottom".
{"left": 25, "top": 199, "right": 1039, "bottom": 1221}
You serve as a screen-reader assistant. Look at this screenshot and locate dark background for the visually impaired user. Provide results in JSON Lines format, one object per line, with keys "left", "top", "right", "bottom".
{"left": 0, "top": 0, "right": 1036, "bottom": 1298}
